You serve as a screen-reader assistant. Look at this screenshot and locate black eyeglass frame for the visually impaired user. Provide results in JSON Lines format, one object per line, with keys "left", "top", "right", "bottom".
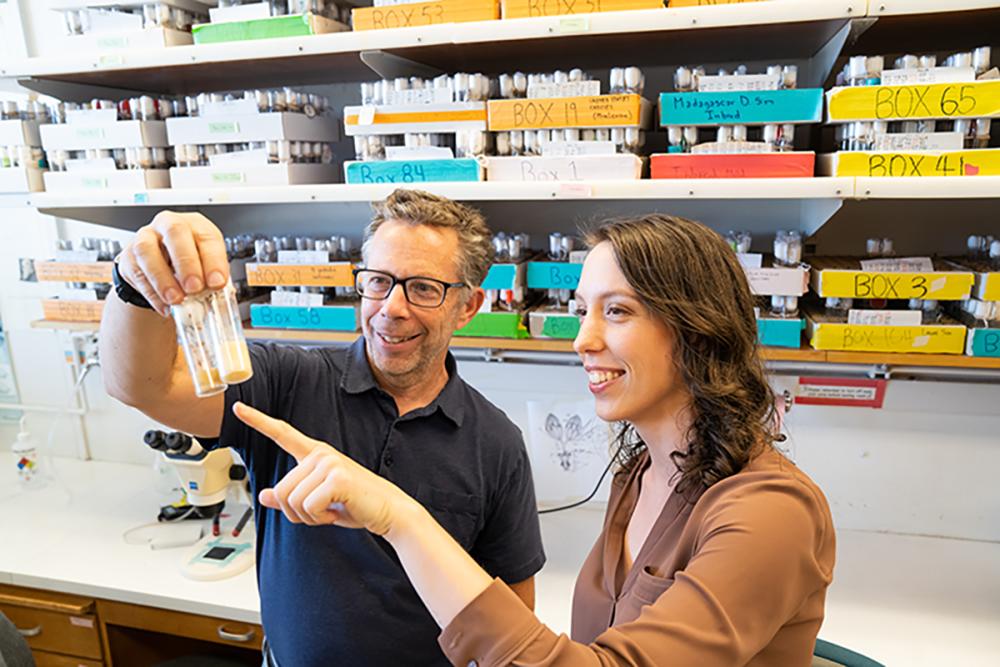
{"left": 351, "top": 268, "right": 468, "bottom": 308}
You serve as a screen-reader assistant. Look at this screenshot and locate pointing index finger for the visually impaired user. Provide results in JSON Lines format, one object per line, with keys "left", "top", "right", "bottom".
{"left": 233, "top": 401, "right": 316, "bottom": 462}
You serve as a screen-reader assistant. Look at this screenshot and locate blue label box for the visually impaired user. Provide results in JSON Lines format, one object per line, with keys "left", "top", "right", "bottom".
{"left": 659, "top": 89, "right": 824, "bottom": 127}
{"left": 344, "top": 158, "right": 482, "bottom": 184}
{"left": 967, "top": 328, "right": 1000, "bottom": 357}
{"left": 482, "top": 262, "right": 525, "bottom": 291}
{"left": 757, "top": 317, "right": 805, "bottom": 349}
{"left": 250, "top": 304, "right": 358, "bottom": 331}
{"left": 526, "top": 262, "right": 582, "bottom": 290}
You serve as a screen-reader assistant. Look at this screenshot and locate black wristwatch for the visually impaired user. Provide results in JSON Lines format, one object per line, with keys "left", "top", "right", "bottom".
{"left": 112, "top": 261, "right": 154, "bottom": 310}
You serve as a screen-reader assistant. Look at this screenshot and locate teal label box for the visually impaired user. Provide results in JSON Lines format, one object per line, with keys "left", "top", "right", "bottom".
{"left": 967, "top": 328, "right": 1000, "bottom": 357}
{"left": 482, "top": 263, "right": 519, "bottom": 291}
{"left": 757, "top": 317, "right": 805, "bottom": 349}
{"left": 659, "top": 89, "right": 823, "bottom": 126}
{"left": 250, "top": 304, "right": 358, "bottom": 331}
{"left": 345, "top": 159, "right": 481, "bottom": 184}
{"left": 526, "top": 262, "right": 582, "bottom": 289}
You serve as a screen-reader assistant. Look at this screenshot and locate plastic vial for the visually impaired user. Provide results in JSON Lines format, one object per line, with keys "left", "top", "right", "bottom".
{"left": 208, "top": 282, "right": 254, "bottom": 384}
{"left": 171, "top": 295, "right": 227, "bottom": 397}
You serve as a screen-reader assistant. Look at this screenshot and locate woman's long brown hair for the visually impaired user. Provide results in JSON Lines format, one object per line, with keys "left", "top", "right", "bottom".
{"left": 586, "top": 214, "right": 778, "bottom": 496}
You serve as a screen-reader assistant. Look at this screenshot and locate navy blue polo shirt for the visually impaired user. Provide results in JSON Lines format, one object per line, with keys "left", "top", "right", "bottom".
{"left": 211, "top": 338, "right": 545, "bottom": 667}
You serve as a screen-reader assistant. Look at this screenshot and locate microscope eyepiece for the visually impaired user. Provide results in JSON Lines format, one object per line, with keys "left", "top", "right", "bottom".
{"left": 164, "top": 431, "right": 193, "bottom": 454}
{"left": 143, "top": 430, "right": 168, "bottom": 451}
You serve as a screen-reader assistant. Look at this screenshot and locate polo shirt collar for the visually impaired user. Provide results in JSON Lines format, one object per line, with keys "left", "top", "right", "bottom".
{"left": 341, "top": 337, "right": 465, "bottom": 427}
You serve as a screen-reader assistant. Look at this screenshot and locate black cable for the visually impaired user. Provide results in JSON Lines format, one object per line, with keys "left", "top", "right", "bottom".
{"left": 537, "top": 451, "right": 618, "bottom": 515}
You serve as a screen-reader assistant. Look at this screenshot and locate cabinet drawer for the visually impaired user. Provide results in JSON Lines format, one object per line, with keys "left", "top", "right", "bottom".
{"left": 0, "top": 603, "right": 102, "bottom": 660}
{"left": 98, "top": 599, "right": 262, "bottom": 650}
{"left": 32, "top": 650, "right": 103, "bottom": 667}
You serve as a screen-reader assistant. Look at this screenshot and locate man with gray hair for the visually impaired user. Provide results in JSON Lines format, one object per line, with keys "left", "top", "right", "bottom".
{"left": 100, "top": 189, "right": 545, "bottom": 667}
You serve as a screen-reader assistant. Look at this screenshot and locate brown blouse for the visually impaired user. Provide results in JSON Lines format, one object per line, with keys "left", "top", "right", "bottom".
{"left": 439, "top": 446, "right": 835, "bottom": 666}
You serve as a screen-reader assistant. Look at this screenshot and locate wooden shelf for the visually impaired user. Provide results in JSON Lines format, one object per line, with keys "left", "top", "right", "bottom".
{"left": 31, "top": 320, "right": 1000, "bottom": 371}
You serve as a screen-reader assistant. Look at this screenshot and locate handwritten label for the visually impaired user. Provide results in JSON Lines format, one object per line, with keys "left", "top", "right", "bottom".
{"left": 859, "top": 257, "right": 934, "bottom": 273}
{"left": 211, "top": 172, "right": 245, "bottom": 184}
{"left": 880, "top": 66, "right": 976, "bottom": 86}
{"left": 345, "top": 159, "right": 480, "bottom": 184}
{"left": 540, "top": 314, "right": 581, "bottom": 339}
{"left": 969, "top": 329, "right": 1000, "bottom": 357}
{"left": 486, "top": 155, "right": 638, "bottom": 181}
{"left": 818, "top": 270, "right": 973, "bottom": 300}
{"left": 669, "top": 0, "right": 763, "bottom": 6}
{"left": 650, "top": 153, "right": 815, "bottom": 179}
{"left": 847, "top": 309, "right": 922, "bottom": 326}
{"left": 41, "top": 299, "right": 105, "bottom": 322}
{"left": 276, "top": 250, "right": 330, "bottom": 265}
{"left": 269, "top": 291, "right": 325, "bottom": 307}
{"left": 504, "top": 0, "right": 661, "bottom": 19}
{"left": 696, "top": 73, "right": 780, "bottom": 92}
{"left": 558, "top": 16, "right": 589, "bottom": 32}
{"left": 353, "top": 0, "right": 498, "bottom": 31}
{"left": 659, "top": 89, "right": 823, "bottom": 126}
{"left": 97, "top": 54, "right": 125, "bottom": 67}
{"left": 826, "top": 80, "right": 1000, "bottom": 121}
{"left": 527, "top": 261, "right": 582, "bottom": 289}
{"left": 527, "top": 80, "right": 601, "bottom": 99}
{"left": 832, "top": 149, "right": 1000, "bottom": 177}
{"left": 250, "top": 304, "right": 358, "bottom": 331}
{"left": 74, "top": 127, "right": 107, "bottom": 140}
{"left": 35, "top": 261, "right": 113, "bottom": 283}
{"left": 744, "top": 267, "right": 807, "bottom": 296}
{"left": 814, "top": 323, "right": 965, "bottom": 354}
{"left": 488, "top": 94, "right": 644, "bottom": 130}
{"left": 246, "top": 262, "right": 355, "bottom": 287}
{"left": 871, "top": 131, "right": 965, "bottom": 152}
{"left": 81, "top": 177, "right": 108, "bottom": 189}
{"left": 207, "top": 121, "right": 239, "bottom": 135}
{"left": 96, "top": 36, "right": 128, "bottom": 49}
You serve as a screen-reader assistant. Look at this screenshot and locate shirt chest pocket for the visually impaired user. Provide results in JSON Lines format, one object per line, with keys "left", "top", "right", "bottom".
{"left": 415, "top": 484, "right": 482, "bottom": 551}
{"left": 615, "top": 567, "right": 675, "bottom": 627}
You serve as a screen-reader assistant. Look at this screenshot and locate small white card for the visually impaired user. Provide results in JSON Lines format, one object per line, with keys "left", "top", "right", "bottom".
{"left": 697, "top": 73, "right": 781, "bottom": 92}
{"left": 384, "top": 146, "right": 455, "bottom": 160}
{"left": 270, "top": 291, "right": 324, "bottom": 307}
{"left": 65, "top": 108, "right": 119, "bottom": 125}
{"left": 200, "top": 98, "right": 260, "bottom": 118}
{"left": 527, "top": 80, "right": 601, "bottom": 99}
{"left": 880, "top": 66, "right": 976, "bottom": 86}
{"left": 276, "top": 250, "right": 329, "bottom": 264}
{"left": 541, "top": 141, "right": 616, "bottom": 157}
{"left": 65, "top": 158, "right": 118, "bottom": 173}
{"left": 208, "top": 148, "right": 269, "bottom": 168}
{"left": 847, "top": 309, "right": 922, "bottom": 326}
{"left": 209, "top": 2, "right": 271, "bottom": 23}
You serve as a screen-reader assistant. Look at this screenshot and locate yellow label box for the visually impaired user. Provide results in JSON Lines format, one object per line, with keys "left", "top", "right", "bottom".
{"left": 829, "top": 149, "right": 1000, "bottom": 177}
{"left": 352, "top": 0, "right": 499, "bottom": 30}
{"left": 813, "top": 270, "right": 973, "bottom": 300}
{"left": 669, "top": 0, "right": 762, "bottom": 6}
{"left": 42, "top": 299, "right": 105, "bottom": 322}
{"left": 246, "top": 263, "right": 355, "bottom": 287}
{"left": 980, "top": 273, "right": 1000, "bottom": 301}
{"left": 488, "top": 94, "right": 646, "bottom": 130}
{"left": 501, "top": 0, "right": 662, "bottom": 19}
{"left": 827, "top": 80, "right": 1000, "bottom": 122}
{"left": 809, "top": 321, "right": 967, "bottom": 354}
{"left": 34, "top": 261, "right": 114, "bottom": 283}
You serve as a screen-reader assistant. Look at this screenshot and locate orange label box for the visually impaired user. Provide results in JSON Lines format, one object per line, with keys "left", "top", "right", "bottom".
{"left": 352, "top": 0, "right": 499, "bottom": 30}
{"left": 501, "top": 0, "right": 663, "bottom": 19}
{"left": 34, "top": 261, "right": 114, "bottom": 283}
{"left": 246, "top": 263, "right": 355, "bottom": 288}
{"left": 650, "top": 152, "right": 815, "bottom": 179}
{"left": 488, "top": 94, "right": 648, "bottom": 130}
{"left": 42, "top": 299, "right": 105, "bottom": 322}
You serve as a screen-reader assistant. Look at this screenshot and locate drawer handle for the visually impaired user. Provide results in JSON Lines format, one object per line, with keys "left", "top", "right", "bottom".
{"left": 17, "top": 625, "right": 42, "bottom": 638}
{"left": 217, "top": 625, "right": 255, "bottom": 643}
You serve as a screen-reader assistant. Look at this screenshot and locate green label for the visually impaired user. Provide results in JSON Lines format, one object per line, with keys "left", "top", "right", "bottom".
{"left": 97, "top": 54, "right": 125, "bottom": 67}
{"left": 81, "top": 177, "right": 108, "bottom": 189}
{"left": 208, "top": 121, "right": 239, "bottom": 135}
{"left": 541, "top": 315, "right": 580, "bottom": 339}
{"left": 96, "top": 36, "right": 128, "bottom": 49}
{"left": 75, "top": 127, "right": 105, "bottom": 140}
{"left": 212, "top": 172, "right": 244, "bottom": 184}
{"left": 558, "top": 17, "right": 589, "bottom": 33}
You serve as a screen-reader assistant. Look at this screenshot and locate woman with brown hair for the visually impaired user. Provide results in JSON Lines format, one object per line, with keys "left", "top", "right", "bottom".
{"left": 235, "top": 214, "right": 835, "bottom": 666}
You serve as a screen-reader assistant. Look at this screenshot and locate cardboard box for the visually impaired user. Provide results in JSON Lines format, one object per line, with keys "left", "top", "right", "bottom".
{"left": 455, "top": 311, "right": 530, "bottom": 338}
{"left": 344, "top": 103, "right": 488, "bottom": 136}
{"left": 249, "top": 303, "right": 359, "bottom": 331}
{"left": 192, "top": 12, "right": 348, "bottom": 44}
{"left": 805, "top": 309, "right": 966, "bottom": 354}
{"left": 40, "top": 120, "right": 168, "bottom": 151}
{"left": 502, "top": 0, "right": 662, "bottom": 18}
{"left": 485, "top": 154, "right": 643, "bottom": 181}
{"left": 650, "top": 152, "right": 815, "bottom": 179}
{"left": 659, "top": 89, "right": 824, "bottom": 127}
{"left": 353, "top": 0, "right": 499, "bottom": 31}
{"left": 818, "top": 149, "right": 1000, "bottom": 177}
{"left": 0, "top": 168, "right": 45, "bottom": 193}
{"left": 166, "top": 112, "right": 339, "bottom": 145}
{"left": 488, "top": 94, "right": 651, "bottom": 131}
{"left": 757, "top": 316, "right": 805, "bottom": 349}
{"left": 43, "top": 169, "right": 170, "bottom": 191}
{"left": 345, "top": 158, "right": 482, "bottom": 184}
{"left": 809, "top": 257, "right": 974, "bottom": 301}
{"left": 60, "top": 26, "right": 192, "bottom": 52}
{"left": 169, "top": 163, "right": 338, "bottom": 188}
{"left": 0, "top": 120, "right": 41, "bottom": 147}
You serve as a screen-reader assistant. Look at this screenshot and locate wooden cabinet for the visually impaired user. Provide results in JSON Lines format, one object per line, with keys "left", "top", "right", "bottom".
{"left": 0, "top": 584, "right": 263, "bottom": 667}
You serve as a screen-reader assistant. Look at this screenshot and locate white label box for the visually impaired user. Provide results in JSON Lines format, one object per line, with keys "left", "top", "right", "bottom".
{"left": 59, "top": 26, "right": 193, "bottom": 53}
{"left": 484, "top": 154, "right": 643, "bottom": 181}
{"left": 43, "top": 169, "right": 170, "bottom": 191}
{"left": 166, "top": 112, "right": 340, "bottom": 145}
{"left": 40, "top": 120, "right": 168, "bottom": 150}
{"left": 0, "top": 168, "right": 45, "bottom": 193}
{"left": 169, "top": 163, "right": 339, "bottom": 188}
